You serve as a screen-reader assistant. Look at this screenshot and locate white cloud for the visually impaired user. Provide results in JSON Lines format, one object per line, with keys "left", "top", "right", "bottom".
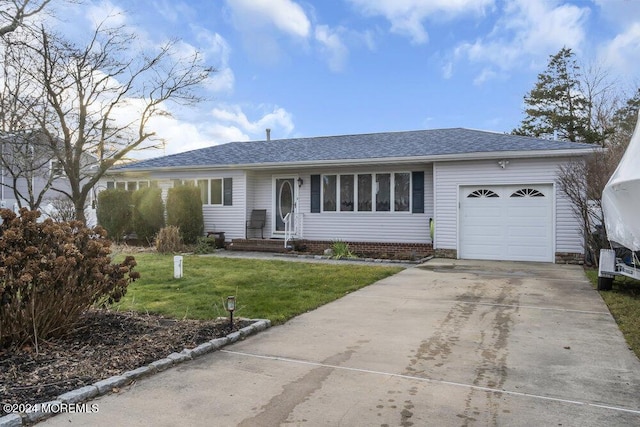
{"left": 225, "top": 0, "right": 310, "bottom": 38}
{"left": 453, "top": 0, "right": 589, "bottom": 82}
{"left": 359, "top": 29, "right": 377, "bottom": 51}
{"left": 210, "top": 105, "right": 294, "bottom": 137}
{"left": 599, "top": 22, "right": 640, "bottom": 77}
{"left": 473, "top": 68, "right": 497, "bottom": 86}
{"left": 442, "top": 61, "right": 453, "bottom": 79}
{"left": 315, "top": 25, "right": 349, "bottom": 72}
{"left": 225, "top": 0, "right": 311, "bottom": 66}
{"left": 347, "top": 0, "right": 493, "bottom": 44}
{"left": 126, "top": 103, "right": 296, "bottom": 158}
{"left": 205, "top": 68, "right": 235, "bottom": 94}
{"left": 153, "top": 0, "right": 197, "bottom": 24}
{"left": 592, "top": 0, "right": 640, "bottom": 28}
{"left": 192, "top": 29, "right": 235, "bottom": 93}
{"left": 85, "top": 0, "right": 127, "bottom": 28}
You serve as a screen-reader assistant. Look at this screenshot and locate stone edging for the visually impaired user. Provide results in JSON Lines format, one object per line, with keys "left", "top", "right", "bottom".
{"left": 274, "top": 253, "right": 433, "bottom": 265}
{"left": 0, "top": 319, "right": 271, "bottom": 427}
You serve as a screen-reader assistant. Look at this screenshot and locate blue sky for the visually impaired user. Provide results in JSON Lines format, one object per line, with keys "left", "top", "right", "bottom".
{"left": 48, "top": 0, "right": 640, "bottom": 157}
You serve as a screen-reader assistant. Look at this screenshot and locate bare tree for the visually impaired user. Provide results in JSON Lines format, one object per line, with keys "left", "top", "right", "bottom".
{"left": 558, "top": 147, "right": 625, "bottom": 264}
{"left": 580, "top": 61, "right": 621, "bottom": 147}
{"left": 553, "top": 56, "right": 640, "bottom": 264}
{"left": 4, "top": 23, "right": 213, "bottom": 222}
{"left": 0, "top": 0, "right": 52, "bottom": 36}
{"left": 0, "top": 131, "right": 59, "bottom": 209}
{"left": 0, "top": 32, "right": 58, "bottom": 209}
{"left": 557, "top": 90, "right": 638, "bottom": 264}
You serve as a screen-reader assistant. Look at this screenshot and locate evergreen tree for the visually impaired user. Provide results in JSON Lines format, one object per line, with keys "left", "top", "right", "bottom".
{"left": 513, "top": 47, "right": 601, "bottom": 143}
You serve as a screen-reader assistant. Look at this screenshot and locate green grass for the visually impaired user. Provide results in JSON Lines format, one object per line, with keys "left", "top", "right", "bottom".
{"left": 112, "top": 253, "right": 403, "bottom": 325}
{"left": 585, "top": 269, "right": 640, "bottom": 359}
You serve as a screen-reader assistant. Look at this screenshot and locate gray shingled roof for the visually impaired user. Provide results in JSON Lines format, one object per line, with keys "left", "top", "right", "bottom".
{"left": 117, "top": 128, "right": 594, "bottom": 171}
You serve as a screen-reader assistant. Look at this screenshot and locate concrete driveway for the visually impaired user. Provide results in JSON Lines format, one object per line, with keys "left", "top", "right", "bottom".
{"left": 43, "top": 259, "right": 640, "bottom": 426}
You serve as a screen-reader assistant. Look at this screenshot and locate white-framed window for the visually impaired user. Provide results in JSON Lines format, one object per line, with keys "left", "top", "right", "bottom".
{"left": 182, "top": 178, "right": 232, "bottom": 206}
{"left": 340, "top": 174, "right": 354, "bottom": 211}
{"left": 323, "top": 175, "right": 337, "bottom": 211}
{"left": 105, "top": 180, "right": 157, "bottom": 190}
{"left": 357, "top": 174, "right": 372, "bottom": 211}
{"left": 321, "top": 172, "right": 411, "bottom": 213}
{"left": 394, "top": 172, "right": 410, "bottom": 212}
{"left": 210, "top": 178, "right": 223, "bottom": 205}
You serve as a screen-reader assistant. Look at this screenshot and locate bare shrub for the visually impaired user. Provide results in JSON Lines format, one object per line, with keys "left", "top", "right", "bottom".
{"left": 0, "top": 208, "right": 139, "bottom": 350}
{"left": 558, "top": 146, "right": 626, "bottom": 265}
{"left": 155, "top": 226, "right": 183, "bottom": 254}
{"left": 46, "top": 197, "right": 77, "bottom": 222}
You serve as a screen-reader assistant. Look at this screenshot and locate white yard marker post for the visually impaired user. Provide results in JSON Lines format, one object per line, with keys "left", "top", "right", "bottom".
{"left": 174, "top": 255, "right": 183, "bottom": 279}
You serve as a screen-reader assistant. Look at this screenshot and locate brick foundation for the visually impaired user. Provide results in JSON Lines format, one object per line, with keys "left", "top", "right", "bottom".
{"left": 295, "top": 240, "right": 433, "bottom": 261}
{"left": 434, "top": 248, "right": 457, "bottom": 259}
{"left": 555, "top": 252, "right": 584, "bottom": 265}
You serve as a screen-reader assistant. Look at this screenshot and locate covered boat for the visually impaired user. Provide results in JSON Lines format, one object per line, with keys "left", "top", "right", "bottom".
{"left": 602, "top": 111, "right": 640, "bottom": 252}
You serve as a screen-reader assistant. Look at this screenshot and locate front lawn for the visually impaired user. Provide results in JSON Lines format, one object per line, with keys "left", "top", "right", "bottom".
{"left": 112, "top": 253, "right": 403, "bottom": 325}
{"left": 585, "top": 269, "right": 640, "bottom": 359}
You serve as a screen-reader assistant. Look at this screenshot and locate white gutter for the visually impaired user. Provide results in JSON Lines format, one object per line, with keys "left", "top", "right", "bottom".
{"left": 105, "top": 148, "right": 597, "bottom": 176}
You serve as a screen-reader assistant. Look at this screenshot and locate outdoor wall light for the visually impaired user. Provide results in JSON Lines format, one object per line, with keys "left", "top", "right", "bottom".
{"left": 497, "top": 159, "right": 509, "bottom": 169}
{"left": 226, "top": 296, "right": 236, "bottom": 329}
{"left": 297, "top": 177, "right": 303, "bottom": 187}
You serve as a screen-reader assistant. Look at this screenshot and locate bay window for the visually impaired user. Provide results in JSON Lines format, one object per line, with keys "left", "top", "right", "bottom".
{"left": 319, "top": 171, "right": 414, "bottom": 213}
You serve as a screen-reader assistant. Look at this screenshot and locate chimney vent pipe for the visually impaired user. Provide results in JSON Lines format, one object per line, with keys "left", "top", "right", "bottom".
{"left": 266, "top": 128, "right": 271, "bottom": 141}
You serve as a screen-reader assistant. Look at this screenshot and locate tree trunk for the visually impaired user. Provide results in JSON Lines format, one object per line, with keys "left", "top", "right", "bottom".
{"left": 75, "top": 199, "right": 86, "bottom": 224}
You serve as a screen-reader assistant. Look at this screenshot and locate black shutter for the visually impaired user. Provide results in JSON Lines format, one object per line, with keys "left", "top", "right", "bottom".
{"left": 412, "top": 171, "right": 424, "bottom": 213}
{"left": 311, "top": 175, "right": 321, "bottom": 213}
{"left": 223, "top": 178, "right": 232, "bottom": 206}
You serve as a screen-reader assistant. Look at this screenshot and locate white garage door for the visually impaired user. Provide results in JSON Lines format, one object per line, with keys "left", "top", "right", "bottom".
{"left": 459, "top": 184, "right": 553, "bottom": 262}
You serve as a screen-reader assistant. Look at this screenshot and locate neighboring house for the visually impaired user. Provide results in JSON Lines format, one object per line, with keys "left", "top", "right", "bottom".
{"left": 0, "top": 131, "right": 98, "bottom": 225}
{"left": 104, "top": 128, "right": 595, "bottom": 263}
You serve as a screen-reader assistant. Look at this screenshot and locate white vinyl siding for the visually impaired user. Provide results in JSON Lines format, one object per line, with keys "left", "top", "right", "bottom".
{"left": 244, "top": 165, "right": 432, "bottom": 242}
{"left": 304, "top": 165, "right": 433, "bottom": 243}
{"left": 434, "top": 158, "right": 583, "bottom": 258}
{"left": 246, "top": 171, "right": 275, "bottom": 237}
{"left": 200, "top": 172, "right": 245, "bottom": 239}
{"left": 112, "top": 170, "right": 247, "bottom": 239}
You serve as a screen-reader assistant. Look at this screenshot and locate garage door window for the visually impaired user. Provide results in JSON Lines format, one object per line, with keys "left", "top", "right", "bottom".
{"left": 511, "top": 188, "right": 545, "bottom": 198}
{"left": 467, "top": 189, "right": 499, "bottom": 198}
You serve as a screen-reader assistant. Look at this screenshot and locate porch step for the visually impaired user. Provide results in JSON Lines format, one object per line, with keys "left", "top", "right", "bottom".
{"left": 229, "top": 239, "right": 291, "bottom": 253}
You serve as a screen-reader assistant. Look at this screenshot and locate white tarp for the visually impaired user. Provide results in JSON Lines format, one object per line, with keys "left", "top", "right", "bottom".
{"left": 602, "top": 111, "right": 640, "bottom": 251}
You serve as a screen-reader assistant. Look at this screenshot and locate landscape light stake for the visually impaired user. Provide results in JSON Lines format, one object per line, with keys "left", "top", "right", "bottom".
{"left": 226, "top": 296, "right": 236, "bottom": 331}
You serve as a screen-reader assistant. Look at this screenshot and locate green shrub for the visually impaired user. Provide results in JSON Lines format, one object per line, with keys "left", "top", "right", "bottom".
{"left": 132, "top": 186, "right": 165, "bottom": 244}
{"left": 166, "top": 185, "right": 203, "bottom": 244}
{"left": 96, "top": 188, "right": 132, "bottom": 243}
{"left": 156, "top": 225, "right": 183, "bottom": 254}
{"left": 194, "top": 236, "right": 219, "bottom": 254}
{"left": 332, "top": 240, "right": 356, "bottom": 259}
{"left": 0, "top": 208, "right": 139, "bottom": 349}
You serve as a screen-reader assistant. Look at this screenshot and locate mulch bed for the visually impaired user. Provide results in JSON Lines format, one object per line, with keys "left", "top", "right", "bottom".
{"left": 0, "top": 309, "right": 252, "bottom": 416}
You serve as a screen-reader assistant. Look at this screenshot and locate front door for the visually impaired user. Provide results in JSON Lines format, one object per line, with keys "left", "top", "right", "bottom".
{"left": 275, "top": 178, "right": 295, "bottom": 232}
